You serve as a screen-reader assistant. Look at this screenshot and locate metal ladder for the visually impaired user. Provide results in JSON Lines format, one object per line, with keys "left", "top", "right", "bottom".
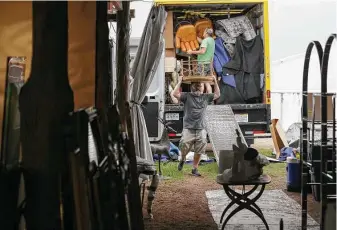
{"left": 204, "top": 105, "right": 247, "bottom": 173}
{"left": 301, "top": 33, "right": 337, "bottom": 230}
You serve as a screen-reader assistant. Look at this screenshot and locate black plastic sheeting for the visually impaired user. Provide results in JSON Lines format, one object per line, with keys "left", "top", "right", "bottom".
{"left": 218, "top": 35, "right": 264, "bottom": 104}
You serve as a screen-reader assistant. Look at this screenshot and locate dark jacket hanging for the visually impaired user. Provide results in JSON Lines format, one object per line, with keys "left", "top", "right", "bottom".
{"left": 221, "top": 34, "right": 264, "bottom": 103}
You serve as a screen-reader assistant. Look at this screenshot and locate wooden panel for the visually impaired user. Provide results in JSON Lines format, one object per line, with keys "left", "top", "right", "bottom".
{"left": 275, "top": 121, "right": 289, "bottom": 148}
{"left": 165, "top": 48, "right": 176, "bottom": 58}
{"left": 0, "top": 2, "right": 98, "bottom": 145}
{"left": 164, "top": 11, "right": 174, "bottom": 49}
{"left": 307, "top": 93, "right": 334, "bottom": 121}
{"left": 270, "top": 119, "right": 288, "bottom": 159}
{"left": 0, "top": 2, "right": 32, "bottom": 144}
{"left": 68, "top": 2, "right": 96, "bottom": 110}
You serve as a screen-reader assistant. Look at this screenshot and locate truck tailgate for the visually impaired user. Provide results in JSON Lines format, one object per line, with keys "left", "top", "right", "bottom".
{"left": 230, "top": 104, "right": 271, "bottom": 145}
{"left": 164, "top": 104, "right": 184, "bottom": 142}
{"left": 164, "top": 103, "right": 271, "bottom": 145}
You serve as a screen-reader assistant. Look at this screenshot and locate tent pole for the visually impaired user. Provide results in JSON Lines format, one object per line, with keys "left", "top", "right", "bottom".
{"left": 116, "top": 2, "right": 145, "bottom": 230}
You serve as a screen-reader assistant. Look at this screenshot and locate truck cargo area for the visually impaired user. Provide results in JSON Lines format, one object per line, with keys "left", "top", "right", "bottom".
{"left": 160, "top": 1, "right": 271, "bottom": 145}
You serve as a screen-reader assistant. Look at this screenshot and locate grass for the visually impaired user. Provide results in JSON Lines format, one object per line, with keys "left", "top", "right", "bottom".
{"left": 159, "top": 161, "right": 219, "bottom": 180}
{"left": 258, "top": 149, "right": 286, "bottom": 178}
{"left": 156, "top": 148, "right": 286, "bottom": 181}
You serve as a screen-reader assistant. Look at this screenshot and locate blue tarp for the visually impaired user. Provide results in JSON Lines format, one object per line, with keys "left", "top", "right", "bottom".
{"left": 153, "top": 142, "right": 180, "bottom": 161}
{"left": 169, "top": 142, "right": 179, "bottom": 160}
{"left": 213, "top": 37, "right": 236, "bottom": 87}
{"left": 278, "top": 147, "right": 296, "bottom": 161}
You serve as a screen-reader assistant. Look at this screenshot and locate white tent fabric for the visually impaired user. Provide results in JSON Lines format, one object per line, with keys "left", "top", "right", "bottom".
{"left": 130, "top": 6, "right": 167, "bottom": 161}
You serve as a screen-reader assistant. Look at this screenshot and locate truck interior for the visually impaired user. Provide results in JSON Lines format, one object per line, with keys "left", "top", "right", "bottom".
{"left": 163, "top": 3, "right": 266, "bottom": 105}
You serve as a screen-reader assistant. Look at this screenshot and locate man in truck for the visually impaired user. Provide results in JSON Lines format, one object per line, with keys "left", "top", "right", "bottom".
{"left": 187, "top": 28, "right": 215, "bottom": 93}
{"left": 172, "top": 75, "right": 220, "bottom": 176}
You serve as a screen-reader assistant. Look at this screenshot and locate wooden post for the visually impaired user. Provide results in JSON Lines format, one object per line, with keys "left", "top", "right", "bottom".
{"left": 116, "top": 2, "right": 144, "bottom": 230}
{"left": 96, "top": 2, "right": 131, "bottom": 229}
{"left": 116, "top": 4, "right": 130, "bottom": 123}
{"left": 95, "top": 1, "right": 110, "bottom": 161}
{"left": 19, "top": 2, "right": 74, "bottom": 230}
{"left": 180, "top": 59, "right": 184, "bottom": 77}
{"left": 188, "top": 56, "right": 191, "bottom": 76}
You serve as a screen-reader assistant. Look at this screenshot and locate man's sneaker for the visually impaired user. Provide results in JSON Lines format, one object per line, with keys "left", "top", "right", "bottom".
{"left": 191, "top": 168, "right": 201, "bottom": 177}
{"left": 178, "top": 161, "right": 185, "bottom": 171}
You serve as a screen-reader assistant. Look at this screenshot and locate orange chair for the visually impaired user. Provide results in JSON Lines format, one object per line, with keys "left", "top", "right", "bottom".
{"left": 194, "top": 18, "right": 215, "bottom": 39}
{"left": 175, "top": 24, "right": 199, "bottom": 52}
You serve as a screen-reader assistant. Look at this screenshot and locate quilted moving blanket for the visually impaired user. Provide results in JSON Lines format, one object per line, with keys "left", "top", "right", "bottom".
{"left": 213, "top": 37, "right": 236, "bottom": 88}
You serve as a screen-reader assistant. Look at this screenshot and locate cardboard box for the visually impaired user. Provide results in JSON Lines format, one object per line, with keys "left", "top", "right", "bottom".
{"left": 165, "top": 48, "right": 176, "bottom": 58}
{"left": 165, "top": 57, "right": 176, "bottom": 73}
{"left": 307, "top": 93, "right": 334, "bottom": 121}
{"left": 164, "top": 11, "right": 174, "bottom": 49}
{"left": 270, "top": 119, "right": 289, "bottom": 159}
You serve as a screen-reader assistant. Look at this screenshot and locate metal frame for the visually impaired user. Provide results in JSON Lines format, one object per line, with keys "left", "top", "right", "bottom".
{"left": 217, "top": 174, "right": 271, "bottom": 230}
{"left": 262, "top": 0, "right": 271, "bottom": 104}
{"left": 300, "top": 34, "right": 337, "bottom": 230}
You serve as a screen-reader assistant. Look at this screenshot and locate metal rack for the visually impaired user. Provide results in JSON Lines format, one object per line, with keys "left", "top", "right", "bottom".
{"left": 301, "top": 34, "right": 337, "bottom": 230}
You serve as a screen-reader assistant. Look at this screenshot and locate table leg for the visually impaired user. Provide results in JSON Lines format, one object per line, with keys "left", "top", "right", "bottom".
{"left": 220, "top": 185, "right": 269, "bottom": 230}
{"left": 147, "top": 174, "right": 159, "bottom": 219}
{"left": 222, "top": 202, "right": 269, "bottom": 230}
{"left": 220, "top": 185, "right": 259, "bottom": 223}
{"left": 141, "top": 181, "right": 146, "bottom": 208}
{"left": 226, "top": 186, "right": 264, "bottom": 216}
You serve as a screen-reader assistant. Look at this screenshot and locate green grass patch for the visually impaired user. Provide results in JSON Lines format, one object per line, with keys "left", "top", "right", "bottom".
{"left": 257, "top": 148, "right": 286, "bottom": 177}
{"left": 263, "top": 162, "right": 286, "bottom": 177}
{"left": 157, "top": 161, "right": 218, "bottom": 180}
{"left": 258, "top": 148, "right": 274, "bottom": 158}
{"left": 156, "top": 148, "right": 286, "bottom": 181}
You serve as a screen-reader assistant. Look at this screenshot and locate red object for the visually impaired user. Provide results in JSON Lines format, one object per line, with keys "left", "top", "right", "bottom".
{"left": 108, "top": 1, "right": 122, "bottom": 14}
{"left": 253, "top": 130, "right": 265, "bottom": 134}
{"left": 168, "top": 133, "right": 176, "bottom": 137}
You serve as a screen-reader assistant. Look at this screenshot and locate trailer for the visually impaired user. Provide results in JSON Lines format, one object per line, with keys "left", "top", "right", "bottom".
{"left": 148, "top": 0, "right": 270, "bottom": 146}
{"left": 127, "top": 0, "right": 336, "bottom": 144}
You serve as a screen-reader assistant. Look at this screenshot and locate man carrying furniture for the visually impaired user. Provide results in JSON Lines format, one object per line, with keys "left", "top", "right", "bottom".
{"left": 187, "top": 28, "right": 215, "bottom": 93}
{"left": 172, "top": 75, "right": 220, "bottom": 176}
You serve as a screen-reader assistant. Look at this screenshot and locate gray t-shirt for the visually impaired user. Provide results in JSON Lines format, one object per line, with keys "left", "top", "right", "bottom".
{"left": 180, "top": 92, "right": 214, "bottom": 130}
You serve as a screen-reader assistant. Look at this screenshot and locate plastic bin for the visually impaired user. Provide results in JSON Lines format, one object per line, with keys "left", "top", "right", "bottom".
{"left": 286, "top": 157, "right": 301, "bottom": 192}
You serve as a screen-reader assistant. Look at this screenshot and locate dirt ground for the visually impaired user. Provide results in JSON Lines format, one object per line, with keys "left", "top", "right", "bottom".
{"left": 143, "top": 175, "right": 321, "bottom": 230}
{"left": 143, "top": 176, "right": 220, "bottom": 230}
{"left": 143, "top": 139, "right": 321, "bottom": 230}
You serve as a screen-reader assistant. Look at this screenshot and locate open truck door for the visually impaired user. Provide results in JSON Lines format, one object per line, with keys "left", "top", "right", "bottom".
{"left": 155, "top": 0, "right": 271, "bottom": 146}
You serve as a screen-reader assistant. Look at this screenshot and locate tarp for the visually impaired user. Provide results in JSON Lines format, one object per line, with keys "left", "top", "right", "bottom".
{"left": 213, "top": 37, "right": 235, "bottom": 87}
{"left": 223, "top": 35, "right": 264, "bottom": 103}
{"left": 130, "top": 6, "right": 167, "bottom": 161}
